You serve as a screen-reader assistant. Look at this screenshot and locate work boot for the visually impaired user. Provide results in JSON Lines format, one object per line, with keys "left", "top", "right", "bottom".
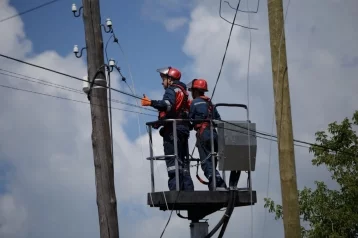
{"left": 181, "top": 169, "right": 194, "bottom": 191}
{"left": 208, "top": 176, "right": 227, "bottom": 191}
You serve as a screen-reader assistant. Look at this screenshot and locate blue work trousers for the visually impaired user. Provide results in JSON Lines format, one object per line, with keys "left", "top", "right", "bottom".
{"left": 163, "top": 131, "right": 194, "bottom": 191}
{"left": 196, "top": 129, "right": 227, "bottom": 191}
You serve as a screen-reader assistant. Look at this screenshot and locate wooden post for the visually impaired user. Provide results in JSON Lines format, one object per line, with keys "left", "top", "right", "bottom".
{"left": 267, "top": 0, "right": 301, "bottom": 237}
{"left": 82, "top": 0, "right": 119, "bottom": 237}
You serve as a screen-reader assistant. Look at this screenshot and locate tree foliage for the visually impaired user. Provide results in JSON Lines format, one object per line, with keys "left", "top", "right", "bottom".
{"left": 264, "top": 111, "right": 358, "bottom": 238}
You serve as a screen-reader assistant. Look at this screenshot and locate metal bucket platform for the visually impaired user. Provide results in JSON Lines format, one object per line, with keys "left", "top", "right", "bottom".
{"left": 147, "top": 189, "right": 257, "bottom": 221}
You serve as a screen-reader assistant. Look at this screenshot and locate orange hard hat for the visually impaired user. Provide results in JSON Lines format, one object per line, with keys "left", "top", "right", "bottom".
{"left": 156, "top": 66, "right": 181, "bottom": 80}
{"left": 187, "top": 78, "right": 208, "bottom": 92}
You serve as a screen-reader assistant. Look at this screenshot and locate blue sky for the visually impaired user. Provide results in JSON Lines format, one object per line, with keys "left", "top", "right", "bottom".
{"left": 1, "top": 0, "right": 358, "bottom": 237}
{"left": 9, "top": 0, "right": 192, "bottom": 140}
{"left": 10, "top": 0, "right": 190, "bottom": 88}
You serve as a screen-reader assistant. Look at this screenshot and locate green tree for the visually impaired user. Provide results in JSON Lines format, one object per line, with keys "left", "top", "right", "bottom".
{"left": 264, "top": 111, "right": 358, "bottom": 238}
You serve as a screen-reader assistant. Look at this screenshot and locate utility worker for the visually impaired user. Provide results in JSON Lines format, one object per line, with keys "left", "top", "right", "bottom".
{"left": 187, "top": 78, "right": 227, "bottom": 191}
{"left": 141, "top": 66, "right": 194, "bottom": 191}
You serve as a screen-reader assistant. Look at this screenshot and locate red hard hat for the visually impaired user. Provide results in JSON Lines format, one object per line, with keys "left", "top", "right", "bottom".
{"left": 187, "top": 78, "right": 208, "bottom": 92}
{"left": 156, "top": 66, "right": 181, "bottom": 80}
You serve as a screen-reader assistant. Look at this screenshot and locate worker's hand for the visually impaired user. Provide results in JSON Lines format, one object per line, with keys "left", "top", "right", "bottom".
{"left": 141, "top": 94, "right": 151, "bottom": 106}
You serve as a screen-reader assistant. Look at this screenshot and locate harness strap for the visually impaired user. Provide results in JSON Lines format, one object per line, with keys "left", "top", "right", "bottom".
{"left": 173, "top": 84, "right": 189, "bottom": 118}
{"left": 196, "top": 160, "right": 209, "bottom": 185}
{"left": 194, "top": 96, "right": 213, "bottom": 135}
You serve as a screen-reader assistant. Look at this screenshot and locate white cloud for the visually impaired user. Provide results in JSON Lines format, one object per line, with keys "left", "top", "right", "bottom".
{"left": 180, "top": 0, "right": 358, "bottom": 236}
{"left": 140, "top": 0, "right": 193, "bottom": 32}
{"left": 164, "top": 17, "right": 188, "bottom": 32}
{"left": 0, "top": 194, "right": 27, "bottom": 238}
{"left": 0, "top": 0, "right": 358, "bottom": 237}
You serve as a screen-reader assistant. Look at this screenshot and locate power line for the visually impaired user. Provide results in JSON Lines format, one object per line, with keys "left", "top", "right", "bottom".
{"left": 1, "top": 53, "right": 351, "bottom": 164}
{"left": 211, "top": 0, "right": 243, "bottom": 99}
{"left": 0, "top": 53, "right": 143, "bottom": 100}
{"left": 218, "top": 119, "right": 358, "bottom": 157}
{"left": 244, "top": 0, "right": 254, "bottom": 235}
{"left": 218, "top": 0, "right": 258, "bottom": 30}
{"left": 0, "top": 83, "right": 156, "bottom": 117}
{"left": 224, "top": 0, "right": 260, "bottom": 13}
{"left": 0, "top": 68, "right": 157, "bottom": 113}
{"left": 0, "top": 0, "right": 61, "bottom": 23}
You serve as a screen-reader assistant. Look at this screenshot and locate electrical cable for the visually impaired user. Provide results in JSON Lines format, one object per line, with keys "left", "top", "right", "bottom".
{"left": 205, "top": 171, "right": 241, "bottom": 238}
{"left": 106, "top": 32, "right": 158, "bottom": 208}
{"left": 0, "top": 69, "right": 81, "bottom": 93}
{"left": 212, "top": 0, "right": 242, "bottom": 100}
{"left": 217, "top": 118, "right": 358, "bottom": 157}
{"left": 159, "top": 152, "right": 190, "bottom": 238}
{"left": 158, "top": 132, "right": 192, "bottom": 237}
{"left": 262, "top": 114, "right": 275, "bottom": 238}
{"left": 0, "top": 0, "right": 61, "bottom": 23}
{"left": 245, "top": 0, "right": 254, "bottom": 236}
{"left": 191, "top": 0, "right": 260, "bottom": 181}
{"left": 0, "top": 69, "right": 157, "bottom": 113}
{"left": 159, "top": 190, "right": 182, "bottom": 238}
{"left": 0, "top": 83, "right": 156, "bottom": 117}
{"left": 1, "top": 57, "right": 350, "bottom": 166}
{"left": 224, "top": 0, "right": 260, "bottom": 13}
{"left": 105, "top": 34, "right": 114, "bottom": 64}
{"left": 219, "top": 0, "right": 258, "bottom": 30}
{"left": 0, "top": 53, "right": 144, "bottom": 100}
{"left": 145, "top": 124, "right": 170, "bottom": 208}
{"left": 217, "top": 188, "right": 237, "bottom": 238}
{"left": 0, "top": 74, "right": 343, "bottom": 159}
{"left": 103, "top": 27, "right": 178, "bottom": 230}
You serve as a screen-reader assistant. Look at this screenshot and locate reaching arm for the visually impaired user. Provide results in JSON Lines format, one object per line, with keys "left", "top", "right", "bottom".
{"left": 150, "top": 88, "right": 175, "bottom": 112}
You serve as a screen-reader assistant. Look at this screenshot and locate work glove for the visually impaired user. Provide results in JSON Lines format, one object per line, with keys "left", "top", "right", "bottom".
{"left": 141, "top": 94, "right": 151, "bottom": 106}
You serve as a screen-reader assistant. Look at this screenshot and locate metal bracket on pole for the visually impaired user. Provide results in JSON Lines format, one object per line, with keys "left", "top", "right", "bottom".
{"left": 92, "top": 78, "right": 106, "bottom": 89}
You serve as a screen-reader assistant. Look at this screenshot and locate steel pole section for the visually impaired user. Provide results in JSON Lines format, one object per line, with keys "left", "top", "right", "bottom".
{"left": 190, "top": 222, "right": 208, "bottom": 238}
{"left": 148, "top": 125, "right": 155, "bottom": 193}
{"left": 173, "top": 120, "right": 180, "bottom": 191}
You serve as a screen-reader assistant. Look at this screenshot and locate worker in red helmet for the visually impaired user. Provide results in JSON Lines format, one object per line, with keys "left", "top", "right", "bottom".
{"left": 187, "top": 78, "right": 227, "bottom": 191}
{"left": 141, "top": 66, "right": 194, "bottom": 191}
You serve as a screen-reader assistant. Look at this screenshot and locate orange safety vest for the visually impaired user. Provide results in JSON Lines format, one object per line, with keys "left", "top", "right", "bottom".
{"left": 158, "top": 84, "right": 189, "bottom": 120}
{"left": 155, "top": 84, "right": 190, "bottom": 131}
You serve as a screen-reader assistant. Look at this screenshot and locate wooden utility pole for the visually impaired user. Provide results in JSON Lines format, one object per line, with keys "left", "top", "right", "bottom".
{"left": 267, "top": 0, "right": 301, "bottom": 237}
{"left": 82, "top": 0, "right": 119, "bottom": 237}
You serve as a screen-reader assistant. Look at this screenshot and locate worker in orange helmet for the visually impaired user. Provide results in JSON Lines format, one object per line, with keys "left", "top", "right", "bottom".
{"left": 187, "top": 78, "right": 227, "bottom": 191}
{"left": 141, "top": 66, "right": 194, "bottom": 191}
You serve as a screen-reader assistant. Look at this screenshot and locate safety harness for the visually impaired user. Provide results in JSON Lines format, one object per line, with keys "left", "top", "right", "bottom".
{"left": 193, "top": 96, "right": 214, "bottom": 185}
{"left": 193, "top": 96, "right": 213, "bottom": 135}
{"left": 172, "top": 83, "right": 189, "bottom": 119}
{"left": 157, "top": 83, "right": 189, "bottom": 128}
{"left": 157, "top": 84, "right": 190, "bottom": 174}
